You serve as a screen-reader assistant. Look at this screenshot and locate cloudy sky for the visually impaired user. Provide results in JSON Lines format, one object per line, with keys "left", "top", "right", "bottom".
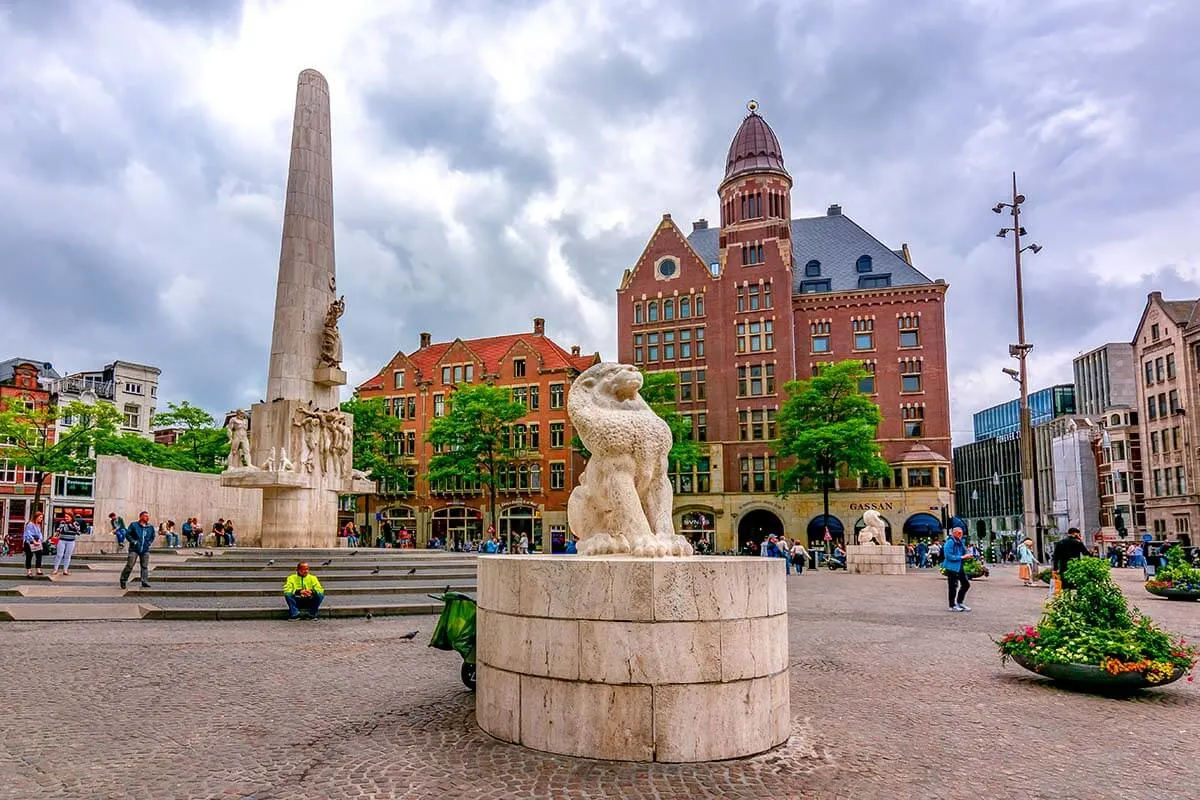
{"left": 2, "top": 0, "right": 1198, "bottom": 445}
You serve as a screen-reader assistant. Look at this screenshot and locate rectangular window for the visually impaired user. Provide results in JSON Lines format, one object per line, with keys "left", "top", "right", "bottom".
{"left": 1173, "top": 427, "right": 1181, "bottom": 451}
{"left": 635, "top": 303, "right": 643, "bottom": 324}
{"left": 123, "top": 404, "right": 140, "bottom": 429}
{"left": 858, "top": 361, "right": 876, "bottom": 394}
{"left": 453, "top": 365, "right": 464, "bottom": 384}
{"left": 0, "top": 459, "right": 16, "bottom": 483}
{"left": 696, "top": 369, "right": 706, "bottom": 401}
{"left": 852, "top": 318, "right": 875, "bottom": 352}
{"left": 529, "top": 385, "right": 540, "bottom": 410}
{"left": 1151, "top": 431, "right": 1160, "bottom": 454}
{"left": 696, "top": 412, "right": 707, "bottom": 442}
{"left": 859, "top": 274, "right": 891, "bottom": 289}
{"left": 1177, "top": 466, "right": 1187, "bottom": 495}
{"left": 550, "top": 462, "right": 565, "bottom": 490}
{"left": 550, "top": 383, "right": 565, "bottom": 409}
{"left": 748, "top": 284, "right": 761, "bottom": 310}
{"left": 433, "top": 394, "right": 445, "bottom": 417}
{"left": 1151, "top": 323, "right": 1161, "bottom": 341}
{"left": 908, "top": 468, "right": 933, "bottom": 487}
{"left": 900, "top": 358, "right": 923, "bottom": 393}
{"left": 528, "top": 423, "right": 540, "bottom": 448}
{"left": 663, "top": 331, "right": 676, "bottom": 360}
{"left": 1153, "top": 469, "right": 1163, "bottom": 497}
{"left": 442, "top": 366, "right": 452, "bottom": 385}
{"left": 1169, "top": 389, "right": 1180, "bottom": 413}
{"left": 800, "top": 279, "right": 831, "bottom": 294}
{"left": 393, "top": 370, "right": 406, "bottom": 389}
{"left": 407, "top": 397, "right": 417, "bottom": 419}
{"left": 695, "top": 327, "right": 705, "bottom": 358}
{"left": 902, "top": 405, "right": 924, "bottom": 438}
{"left": 550, "top": 422, "right": 565, "bottom": 448}
{"left": 664, "top": 300, "right": 675, "bottom": 321}
{"left": 1148, "top": 395, "right": 1158, "bottom": 420}
{"left": 679, "top": 329, "right": 692, "bottom": 359}
{"left": 511, "top": 386, "right": 528, "bottom": 407}
{"left": 124, "top": 382, "right": 143, "bottom": 395}
{"left": 1159, "top": 393, "right": 1168, "bottom": 417}
{"left": 680, "top": 370, "right": 693, "bottom": 401}
{"left": 1167, "top": 353, "right": 1176, "bottom": 379}
{"left": 1156, "top": 358, "right": 1164, "bottom": 382}
{"left": 1145, "top": 361, "right": 1155, "bottom": 385}
{"left": 513, "top": 358, "right": 526, "bottom": 378}
{"left": 695, "top": 295, "right": 704, "bottom": 316}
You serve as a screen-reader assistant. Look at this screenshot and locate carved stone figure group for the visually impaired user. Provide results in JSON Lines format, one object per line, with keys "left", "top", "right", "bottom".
{"left": 293, "top": 405, "right": 352, "bottom": 478}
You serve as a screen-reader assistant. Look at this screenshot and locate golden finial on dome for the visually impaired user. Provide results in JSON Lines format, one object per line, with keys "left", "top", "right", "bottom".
{"left": 747, "top": 99, "right": 759, "bottom": 114}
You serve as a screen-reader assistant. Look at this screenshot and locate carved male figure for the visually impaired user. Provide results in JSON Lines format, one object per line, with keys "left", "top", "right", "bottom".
{"left": 226, "top": 409, "right": 252, "bottom": 469}
{"left": 566, "top": 362, "right": 692, "bottom": 557}
{"left": 320, "top": 295, "right": 346, "bottom": 368}
{"left": 294, "top": 406, "right": 323, "bottom": 474}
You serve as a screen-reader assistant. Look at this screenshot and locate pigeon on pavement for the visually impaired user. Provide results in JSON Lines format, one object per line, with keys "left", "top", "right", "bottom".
{"left": 320, "top": 559, "right": 332, "bottom": 566}
{"left": 267, "top": 559, "right": 275, "bottom": 566}
{"left": 370, "top": 567, "right": 380, "bottom": 575}
{"left": 400, "top": 630, "right": 419, "bottom": 641}
{"left": 100, "top": 549, "right": 107, "bottom": 555}
{"left": 365, "top": 611, "right": 373, "bottom": 622}
{"left": 406, "top": 567, "right": 417, "bottom": 575}
{"left": 349, "top": 550, "right": 358, "bottom": 556}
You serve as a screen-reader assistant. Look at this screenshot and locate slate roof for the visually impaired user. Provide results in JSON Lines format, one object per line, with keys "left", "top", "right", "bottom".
{"left": 358, "top": 334, "right": 596, "bottom": 391}
{"left": 0, "top": 357, "right": 60, "bottom": 386}
{"left": 686, "top": 212, "right": 933, "bottom": 294}
{"left": 1161, "top": 299, "right": 1198, "bottom": 325}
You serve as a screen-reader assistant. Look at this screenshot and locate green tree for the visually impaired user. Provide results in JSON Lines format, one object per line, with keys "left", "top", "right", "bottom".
{"left": 425, "top": 383, "right": 527, "bottom": 548}
{"left": 0, "top": 399, "right": 122, "bottom": 514}
{"left": 776, "top": 360, "right": 890, "bottom": 540}
{"left": 95, "top": 431, "right": 195, "bottom": 472}
{"left": 572, "top": 370, "right": 704, "bottom": 471}
{"left": 341, "top": 395, "right": 406, "bottom": 489}
{"left": 152, "top": 401, "right": 226, "bottom": 473}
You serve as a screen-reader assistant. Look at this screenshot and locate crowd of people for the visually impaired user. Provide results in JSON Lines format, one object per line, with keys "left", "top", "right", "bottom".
{"left": 107, "top": 512, "right": 239, "bottom": 552}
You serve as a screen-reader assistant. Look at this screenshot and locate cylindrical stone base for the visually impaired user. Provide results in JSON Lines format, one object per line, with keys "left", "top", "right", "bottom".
{"left": 845, "top": 544, "right": 907, "bottom": 575}
{"left": 476, "top": 555, "right": 789, "bottom": 762}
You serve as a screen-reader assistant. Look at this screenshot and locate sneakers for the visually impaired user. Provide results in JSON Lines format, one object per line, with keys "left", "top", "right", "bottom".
{"left": 949, "top": 606, "right": 964, "bottom": 612}
{"left": 119, "top": 580, "right": 127, "bottom": 589}
{"left": 287, "top": 615, "right": 301, "bottom": 621}
{"left": 959, "top": 604, "right": 972, "bottom": 612}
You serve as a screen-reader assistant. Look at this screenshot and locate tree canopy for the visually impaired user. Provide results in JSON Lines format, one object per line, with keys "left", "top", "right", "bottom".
{"left": 151, "top": 401, "right": 227, "bottom": 473}
{"left": 340, "top": 395, "right": 406, "bottom": 491}
{"left": 0, "top": 399, "right": 122, "bottom": 513}
{"left": 776, "top": 360, "right": 890, "bottom": 524}
{"left": 425, "top": 383, "right": 528, "bottom": 545}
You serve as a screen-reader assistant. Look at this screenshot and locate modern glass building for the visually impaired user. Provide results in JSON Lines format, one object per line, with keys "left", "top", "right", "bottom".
{"left": 972, "top": 384, "right": 1076, "bottom": 442}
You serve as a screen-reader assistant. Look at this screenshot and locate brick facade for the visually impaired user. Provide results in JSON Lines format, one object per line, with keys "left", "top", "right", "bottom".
{"left": 0, "top": 360, "right": 55, "bottom": 551}
{"left": 616, "top": 107, "right": 953, "bottom": 552}
{"left": 357, "top": 319, "right": 598, "bottom": 550}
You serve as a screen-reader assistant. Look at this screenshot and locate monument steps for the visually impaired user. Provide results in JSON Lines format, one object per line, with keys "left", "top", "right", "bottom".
{"left": 142, "top": 600, "right": 440, "bottom": 621}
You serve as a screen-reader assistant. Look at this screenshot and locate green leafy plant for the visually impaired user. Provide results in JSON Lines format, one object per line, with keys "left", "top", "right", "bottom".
{"left": 1147, "top": 547, "right": 1200, "bottom": 593}
{"left": 996, "top": 557, "right": 1197, "bottom": 683}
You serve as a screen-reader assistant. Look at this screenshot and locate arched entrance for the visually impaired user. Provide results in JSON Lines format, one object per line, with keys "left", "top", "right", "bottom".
{"left": 903, "top": 512, "right": 943, "bottom": 543}
{"left": 806, "top": 514, "right": 844, "bottom": 549}
{"left": 853, "top": 515, "right": 893, "bottom": 544}
{"left": 738, "top": 509, "right": 784, "bottom": 554}
{"left": 433, "top": 506, "right": 483, "bottom": 550}
{"left": 381, "top": 505, "right": 416, "bottom": 547}
{"left": 499, "top": 505, "right": 539, "bottom": 551}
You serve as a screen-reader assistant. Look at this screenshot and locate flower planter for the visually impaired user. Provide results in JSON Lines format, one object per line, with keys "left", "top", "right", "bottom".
{"left": 1145, "top": 584, "right": 1200, "bottom": 601}
{"left": 1010, "top": 653, "right": 1186, "bottom": 692}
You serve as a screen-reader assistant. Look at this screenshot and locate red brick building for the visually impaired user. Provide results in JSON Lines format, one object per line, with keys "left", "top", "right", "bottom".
{"left": 358, "top": 319, "right": 598, "bottom": 549}
{"left": 0, "top": 358, "right": 58, "bottom": 551}
{"left": 616, "top": 104, "right": 953, "bottom": 551}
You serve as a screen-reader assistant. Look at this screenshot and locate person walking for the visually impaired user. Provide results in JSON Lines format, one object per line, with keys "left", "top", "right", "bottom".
{"left": 23, "top": 511, "right": 46, "bottom": 577}
{"left": 51, "top": 511, "right": 81, "bottom": 575}
{"left": 120, "top": 511, "right": 157, "bottom": 590}
{"left": 1052, "top": 527, "right": 1091, "bottom": 590}
{"left": 790, "top": 539, "right": 807, "bottom": 576}
{"left": 943, "top": 527, "right": 974, "bottom": 612}
{"left": 1017, "top": 537, "right": 1037, "bottom": 586}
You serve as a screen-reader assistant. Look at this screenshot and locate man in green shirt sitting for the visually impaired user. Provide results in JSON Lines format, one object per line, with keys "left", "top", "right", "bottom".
{"left": 283, "top": 562, "right": 325, "bottom": 620}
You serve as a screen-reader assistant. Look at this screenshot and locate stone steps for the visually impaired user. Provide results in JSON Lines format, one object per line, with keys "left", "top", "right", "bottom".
{"left": 141, "top": 601, "right": 441, "bottom": 621}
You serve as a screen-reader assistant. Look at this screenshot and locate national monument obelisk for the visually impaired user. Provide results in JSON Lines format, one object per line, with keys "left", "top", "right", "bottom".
{"left": 221, "top": 69, "right": 374, "bottom": 547}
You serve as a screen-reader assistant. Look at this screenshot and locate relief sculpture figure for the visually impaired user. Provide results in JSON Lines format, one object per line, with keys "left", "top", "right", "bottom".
{"left": 319, "top": 296, "right": 346, "bottom": 369}
{"left": 226, "top": 409, "right": 253, "bottom": 469}
{"left": 294, "top": 406, "right": 323, "bottom": 474}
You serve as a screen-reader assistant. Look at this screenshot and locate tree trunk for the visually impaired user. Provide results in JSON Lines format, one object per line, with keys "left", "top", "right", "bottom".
{"left": 822, "top": 468, "right": 831, "bottom": 555}
{"left": 32, "top": 472, "right": 46, "bottom": 518}
{"left": 489, "top": 482, "right": 499, "bottom": 551}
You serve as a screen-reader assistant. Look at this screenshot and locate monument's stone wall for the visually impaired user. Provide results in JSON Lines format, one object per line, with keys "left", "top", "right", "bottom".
{"left": 76, "top": 456, "right": 263, "bottom": 552}
{"left": 845, "top": 544, "right": 907, "bottom": 575}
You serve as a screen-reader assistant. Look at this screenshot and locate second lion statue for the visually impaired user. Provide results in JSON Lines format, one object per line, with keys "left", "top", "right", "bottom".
{"left": 567, "top": 363, "right": 693, "bottom": 557}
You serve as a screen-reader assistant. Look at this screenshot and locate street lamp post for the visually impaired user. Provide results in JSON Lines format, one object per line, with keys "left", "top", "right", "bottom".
{"left": 994, "top": 173, "right": 1044, "bottom": 558}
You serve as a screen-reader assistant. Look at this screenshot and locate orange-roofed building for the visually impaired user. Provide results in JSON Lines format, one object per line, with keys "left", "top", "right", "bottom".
{"left": 357, "top": 318, "right": 600, "bottom": 551}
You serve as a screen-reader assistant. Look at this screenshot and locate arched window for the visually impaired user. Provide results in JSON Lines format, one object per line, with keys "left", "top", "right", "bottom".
{"left": 679, "top": 297, "right": 691, "bottom": 318}
{"left": 805, "top": 260, "right": 821, "bottom": 277}
{"left": 663, "top": 299, "right": 675, "bottom": 320}
{"left": 856, "top": 255, "right": 873, "bottom": 273}
{"left": 647, "top": 301, "right": 659, "bottom": 322}
{"left": 634, "top": 303, "right": 643, "bottom": 324}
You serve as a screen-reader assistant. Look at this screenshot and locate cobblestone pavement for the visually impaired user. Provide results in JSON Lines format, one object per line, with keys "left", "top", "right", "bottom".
{"left": 1, "top": 564, "right": 1197, "bottom": 799}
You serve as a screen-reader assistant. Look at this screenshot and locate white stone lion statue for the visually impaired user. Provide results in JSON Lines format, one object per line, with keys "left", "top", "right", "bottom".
{"left": 567, "top": 363, "right": 693, "bottom": 557}
{"left": 857, "top": 509, "right": 888, "bottom": 545}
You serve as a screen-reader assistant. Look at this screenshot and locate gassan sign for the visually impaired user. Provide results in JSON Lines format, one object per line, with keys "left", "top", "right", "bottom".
{"left": 848, "top": 502, "right": 896, "bottom": 512}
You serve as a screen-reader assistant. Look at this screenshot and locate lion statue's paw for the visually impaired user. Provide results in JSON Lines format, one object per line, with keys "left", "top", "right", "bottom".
{"left": 576, "top": 532, "right": 631, "bottom": 556}
{"left": 629, "top": 533, "right": 669, "bottom": 558}
{"left": 659, "top": 534, "right": 694, "bottom": 557}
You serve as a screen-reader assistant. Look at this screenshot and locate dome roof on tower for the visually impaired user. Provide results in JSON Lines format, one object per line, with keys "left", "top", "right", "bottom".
{"left": 723, "top": 101, "right": 789, "bottom": 184}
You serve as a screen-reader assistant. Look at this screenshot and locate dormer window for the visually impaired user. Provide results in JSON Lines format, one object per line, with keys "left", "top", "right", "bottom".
{"left": 513, "top": 358, "right": 526, "bottom": 378}
{"left": 856, "top": 255, "right": 873, "bottom": 273}
{"left": 805, "top": 260, "right": 821, "bottom": 277}
{"left": 859, "top": 274, "right": 891, "bottom": 289}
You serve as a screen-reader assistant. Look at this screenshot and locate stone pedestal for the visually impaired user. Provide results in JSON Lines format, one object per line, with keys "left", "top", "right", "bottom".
{"left": 845, "top": 544, "right": 907, "bottom": 575}
{"left": 476, "top": 555, "right": 789, "bottom": 762}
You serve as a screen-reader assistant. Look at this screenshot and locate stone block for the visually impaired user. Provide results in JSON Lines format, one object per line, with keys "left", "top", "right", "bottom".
{"left": 475, "top": 664, "right": 520, "bottom": 744}
{"left": 517, "top": 556, "right": 653, "bottom": 621}
{"left": 652, "top": 675, "right": 783, "bottom": 762}
{"left": 313, "top": 366, "right": 347, "bottom": 387}
{"left": 477, "top": 558, "right": 520, "bottom": 614}
{"left": 651, "top": 557, "right": 773, "bottom": 621}
{"left": 477, "top": 609, "right": 579, "bottom": 680}
{"left": 719, "top": 614, "right": 789, "bottom": 682}
{"left": 577, "top": 620, "right": 721, "bottom": 684}
{"left": 519, "top": 675, "right": 653, "bottom": 761}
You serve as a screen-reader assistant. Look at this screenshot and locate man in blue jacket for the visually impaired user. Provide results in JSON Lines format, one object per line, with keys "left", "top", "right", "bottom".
{"left": 942, "top": 527, "right": 975, "bottom": 612}
{"left": 120, "top": 510, "right": 157, "bottom": 590}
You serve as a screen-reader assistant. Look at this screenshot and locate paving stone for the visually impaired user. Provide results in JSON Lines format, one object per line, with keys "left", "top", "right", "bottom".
{"left": 0, "top": 565, "right": 1195, "bottom": 798}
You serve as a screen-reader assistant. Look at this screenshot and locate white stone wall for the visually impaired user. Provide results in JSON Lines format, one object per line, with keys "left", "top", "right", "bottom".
{"left": 78, "top": 455, "right": 263, "bottom": 551}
